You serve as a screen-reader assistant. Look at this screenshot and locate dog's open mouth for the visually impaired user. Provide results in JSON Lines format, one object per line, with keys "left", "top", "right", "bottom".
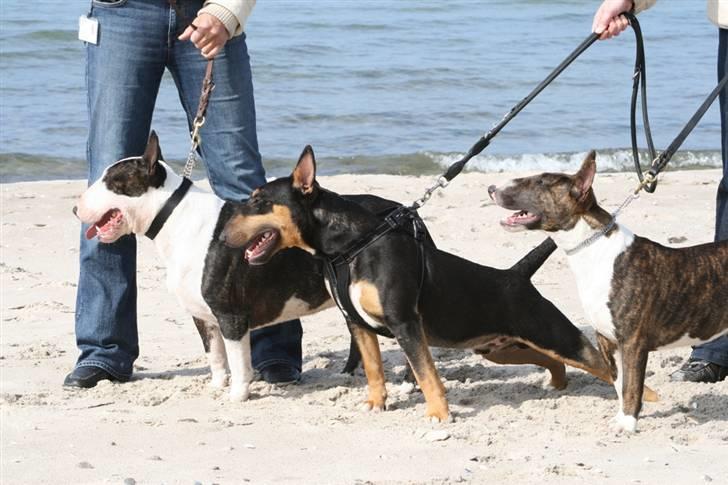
{"left": 243, "top": 229, "right": 280, "bottom": 264}
{"left": 501, "top": 210, "right": 541, "bottom": 231}
{"left": 85, "top": 209, "right": 123, "bottom": 240}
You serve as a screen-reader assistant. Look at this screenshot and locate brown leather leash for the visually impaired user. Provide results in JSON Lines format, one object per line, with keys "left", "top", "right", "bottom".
{"left": 167, "top": 0, "right": 216, "bottom": 178}
{"left": 183, "top": 59, "right": 215, "bottom": 178}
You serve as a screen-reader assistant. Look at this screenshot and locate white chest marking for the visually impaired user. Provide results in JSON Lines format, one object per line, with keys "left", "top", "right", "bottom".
{"left": 153, "top": 188, "right": 223, "bottom": 324}
{"left": 556, "top": 221, "right": 635, "bottom": 341}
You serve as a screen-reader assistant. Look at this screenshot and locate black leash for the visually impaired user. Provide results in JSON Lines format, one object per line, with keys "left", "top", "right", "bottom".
{"left": 440, "top": 33, "right": 599, "bottom": 183}
{"left": 634, "top": 72, "right": 728, "bottom": 193}
{"left": 413, "top": 13, "right": 648, "bottom": 207}
{"left": 625, "top": 11, "right": 658, "bottom": 193}
{"left": 321, "top": 15, "right": 650, "bottom": 330}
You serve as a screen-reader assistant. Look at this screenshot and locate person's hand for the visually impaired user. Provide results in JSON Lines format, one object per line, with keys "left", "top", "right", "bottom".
{"left": 592, "top": 0, "right": 634, "bottom": 40}
{"left": 178, "top": 13, "right": 230, "bottom": 59}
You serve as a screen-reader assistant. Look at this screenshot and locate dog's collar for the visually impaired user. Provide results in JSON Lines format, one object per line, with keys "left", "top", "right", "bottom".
{"left": 563, "top": 218, "right": 616, "bottom": 256}
{"left": 563, "top": 193, "right": 639, "bottom": 256}
{"left": 145, "top": 177, "right": 193, "bottom": 240}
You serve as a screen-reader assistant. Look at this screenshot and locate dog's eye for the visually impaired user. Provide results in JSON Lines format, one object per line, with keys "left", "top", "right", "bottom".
{"left": 536, "top": 178, "right": 545, "bottom": 185}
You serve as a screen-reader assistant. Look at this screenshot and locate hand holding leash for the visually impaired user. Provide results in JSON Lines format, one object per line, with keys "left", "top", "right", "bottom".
{"left": 592, "top": 0, "right": 634, "bottom": 40}
{"left": 178, "top": 13, "right": 229, "bottom": 59}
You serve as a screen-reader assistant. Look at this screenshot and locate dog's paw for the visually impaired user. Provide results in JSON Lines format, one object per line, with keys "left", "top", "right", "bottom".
{"left": 228, "top": 385, "right": 251, "bottom": 402}
{"left": 208, "top": 373, "right": 229, "bottom": 389}
{"left": 360, "top": 398, "right": 386, "bottom": 412}
{"left": 425, "top": 408, "right": 452, "bottom": 424}
{"left": 427, "top": 414, "right": 453, "bottom": 424}
{"left": 611, "top": 411, "right": 638, "bottom": 433}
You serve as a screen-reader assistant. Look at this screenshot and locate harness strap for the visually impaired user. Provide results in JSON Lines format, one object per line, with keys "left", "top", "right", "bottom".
{"left": 323, "top": 207, "right": 429, "bottom": 331}
{"left": 145, "top": 177, "right": 193, "bottom": 240}
{"left": 329, "top": 206, "right": 426, "bottom": 266}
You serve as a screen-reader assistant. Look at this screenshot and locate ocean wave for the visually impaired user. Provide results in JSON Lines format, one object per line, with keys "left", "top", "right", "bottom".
{"left": 429, "top": 148, "right": 722, "bottom": 174}
{"left": 1, "top": 148, "right": 720, "bottom": 183}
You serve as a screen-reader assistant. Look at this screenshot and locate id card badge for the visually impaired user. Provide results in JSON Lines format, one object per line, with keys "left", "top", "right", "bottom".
{"left": 79, "top": 15, "right": 99, "bottom": 45}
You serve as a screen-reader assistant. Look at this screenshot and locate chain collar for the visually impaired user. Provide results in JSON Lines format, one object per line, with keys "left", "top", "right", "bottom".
{"left": 563, "top": 193, "right": 639, "bottom": 256}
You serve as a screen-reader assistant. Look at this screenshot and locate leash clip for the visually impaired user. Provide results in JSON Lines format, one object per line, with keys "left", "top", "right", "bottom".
{"left": 412, "top": 176, "right": 449, "bottom": 209}
{"left": 633, "top": 170, "right": 656, "bottom": 195}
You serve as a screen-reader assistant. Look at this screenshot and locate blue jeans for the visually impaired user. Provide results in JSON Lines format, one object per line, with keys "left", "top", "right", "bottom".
{"left": 74, "top": 0, "right": 302, "bottom": 380}
{"left": 690, "top": 27, "right": 728, "bottom": 367}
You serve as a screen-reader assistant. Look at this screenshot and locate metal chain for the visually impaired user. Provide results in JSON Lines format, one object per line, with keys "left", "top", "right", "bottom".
{"left": 182, "top": 116, "right": 206, "bottom": 179}
{"left": 564, "top": 192, "right": 640, "bottom": 256}
{"left": 411, "top": 176, "right": 449, "bottom": 209}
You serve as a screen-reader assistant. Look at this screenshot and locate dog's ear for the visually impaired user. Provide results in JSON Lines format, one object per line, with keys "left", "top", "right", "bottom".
{"left": 572, "top": 150, "right": 597, "bottom": 202}
{"left": 142, "top": 131, "right": 162, "bottom": 174}
{"left": 292, "top": 145, "right": 317, "bottom": 195}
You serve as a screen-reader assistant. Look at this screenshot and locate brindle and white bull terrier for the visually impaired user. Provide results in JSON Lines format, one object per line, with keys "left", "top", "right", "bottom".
{"left": 490, "top": 151, "right": 728, "bottom": 432}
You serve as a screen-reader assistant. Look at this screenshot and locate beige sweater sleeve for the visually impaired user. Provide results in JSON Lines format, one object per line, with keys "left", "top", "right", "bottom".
{"left": 199, "top": 0, "right": 256, "bottom": 37}
{"left": 632, "top": 0, "right": 657, "bottom": 14}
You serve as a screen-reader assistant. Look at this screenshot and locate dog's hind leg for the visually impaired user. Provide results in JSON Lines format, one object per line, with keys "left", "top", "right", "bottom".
{"left": 596, "top": 332, "right": 658, "bottom": 403}
{"left": 193, "top": 317, "right": 229, "bottom": 389}
{"left": 513, "top": 291, "right": 614, "bottom": 385}
{"left": 348, "top": 324, "right": 387, "bottom": 411}
{"left": 222, "top": 332, "right": 254, "bottom": 402}
{"left": 481, "top": 345, "right": 567, "bottom": 390}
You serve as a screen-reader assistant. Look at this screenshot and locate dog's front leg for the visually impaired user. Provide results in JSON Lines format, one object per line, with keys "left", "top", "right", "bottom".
{"left": 222, "top": 332, "right": 253, "bottom": 402}
{"left": 391, "top": 320, "right": 450, "bottom": 423}
{"left": 348, "top": 322, "right": 387, "bottom": 411}
{"left": 193, "top": 318, "right": 229, "bottom": 388}
{"left": 597, "top": 332, "right": 658, "bottom": 403}
{"left": 342, "top": 329, "right": 362, "bottom": 374}
{"left": 614, "top": 340, "right": 649, "bottom": 433}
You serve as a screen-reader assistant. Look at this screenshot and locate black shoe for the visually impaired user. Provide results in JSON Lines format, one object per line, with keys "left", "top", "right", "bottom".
{"left": 259, "top": 364, "right": 301, "bottom": 385}
{"left": 670, "top": 359, "right": 728, "bottom": 383}
{"left": 63, "top": 366, "right": 123, "bottom": 389}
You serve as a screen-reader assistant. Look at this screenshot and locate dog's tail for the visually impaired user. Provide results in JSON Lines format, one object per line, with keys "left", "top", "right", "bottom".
{"left": 509, "top": 238, "right": 557, "bottom": 279}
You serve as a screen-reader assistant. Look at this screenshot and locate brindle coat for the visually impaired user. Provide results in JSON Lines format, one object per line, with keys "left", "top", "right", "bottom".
{"left": 491, "top": 151, "right": 728, "bottom": 430}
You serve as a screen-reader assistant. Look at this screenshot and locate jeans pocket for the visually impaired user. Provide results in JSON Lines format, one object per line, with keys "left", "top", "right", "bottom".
{"left": 92, "top": 0, "right": 128, "bottom": 7}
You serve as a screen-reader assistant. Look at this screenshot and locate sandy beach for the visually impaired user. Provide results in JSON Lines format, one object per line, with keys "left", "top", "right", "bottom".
{"left": 1, "top": 168, "right": 727, "bottom": 484}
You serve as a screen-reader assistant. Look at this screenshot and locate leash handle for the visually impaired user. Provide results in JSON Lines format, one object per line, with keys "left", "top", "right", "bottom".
{"left": 624, "top": 12, "right": 658, "bottom": 193}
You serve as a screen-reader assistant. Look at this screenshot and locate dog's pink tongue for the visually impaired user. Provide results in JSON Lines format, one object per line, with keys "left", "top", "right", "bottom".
{"left": 85, "top": 225, "right": 98, "bottom": 240}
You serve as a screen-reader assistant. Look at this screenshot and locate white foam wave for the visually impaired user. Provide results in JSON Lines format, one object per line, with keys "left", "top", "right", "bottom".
{"left": 429, "top": 149, "right": 721, "bottom": 174}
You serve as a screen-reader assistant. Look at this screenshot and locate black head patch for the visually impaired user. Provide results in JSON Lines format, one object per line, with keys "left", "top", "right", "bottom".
{"left": 102, "top": 131, "right": 167, "bottom": 197}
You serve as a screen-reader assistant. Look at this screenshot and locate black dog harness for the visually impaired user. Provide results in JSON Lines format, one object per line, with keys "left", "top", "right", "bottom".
{"left": 322, "top": 206, "right": 430, "bottom": 332}
{"left": 145, "top": 177, "right": 193, "bottom": 240}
